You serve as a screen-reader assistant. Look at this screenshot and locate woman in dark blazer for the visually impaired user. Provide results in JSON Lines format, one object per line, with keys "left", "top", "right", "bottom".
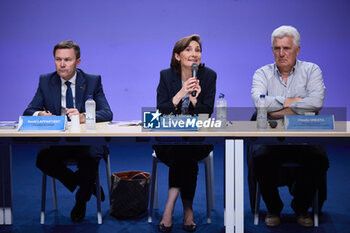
{"left": 154, "top": 34, "right": 216, "bottom": 232}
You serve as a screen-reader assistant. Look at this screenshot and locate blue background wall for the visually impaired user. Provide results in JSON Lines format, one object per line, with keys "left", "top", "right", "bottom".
{"left": 1, "top": 0, "right": 349, "bottom": 120}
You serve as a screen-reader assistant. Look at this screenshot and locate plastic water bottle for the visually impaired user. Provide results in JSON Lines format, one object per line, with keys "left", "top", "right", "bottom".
{"left": 257, "top": 94, "right": 267, "bottom": 129}
{"left": 216, "top": 93, "right": 227, "bottom": 128}
{"left": 85, "top": 95, "right": 96, "bottom": 130}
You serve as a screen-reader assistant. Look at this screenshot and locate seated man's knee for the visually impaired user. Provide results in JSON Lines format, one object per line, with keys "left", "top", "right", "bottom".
{"left": 88, "top": 146, "right": 104, "bottom": 159}
{"left": 252, "top": 153, "right": 273, "bottom": 170}
{"left": 77, "top": 156, "right": 99, "bottom": 173}
{"left": 36, "top": 148, "right": 52, "bottom": 170}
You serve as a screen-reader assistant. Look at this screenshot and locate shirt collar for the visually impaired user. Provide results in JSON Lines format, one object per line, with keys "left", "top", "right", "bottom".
{"left": 292, "top": 59, "right": 299, "bottom": 72}
{"left": 60, "top": 72, "right": 77, "bottom": 85}
{"left": 274, "top": 59, "right": 299, "bottom": 76}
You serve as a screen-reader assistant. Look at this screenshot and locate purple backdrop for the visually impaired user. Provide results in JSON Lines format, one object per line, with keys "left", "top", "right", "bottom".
{"left": 1, "top": 0, "right": 349, "bottom": 120}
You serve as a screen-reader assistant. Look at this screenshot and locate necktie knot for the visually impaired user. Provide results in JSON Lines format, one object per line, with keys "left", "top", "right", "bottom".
{"left": 65, "top": 81, "right": 71, "bottom": 88}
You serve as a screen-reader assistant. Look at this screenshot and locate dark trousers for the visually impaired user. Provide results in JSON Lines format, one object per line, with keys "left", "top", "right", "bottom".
{"left": 36, "top": 146, "right": 101, "bottom": 203}
{"left": 153, "top": 145, "right": 212, "bottom": 201}
{"left": 252, "top": 145, "right": 328, "bottom": 215}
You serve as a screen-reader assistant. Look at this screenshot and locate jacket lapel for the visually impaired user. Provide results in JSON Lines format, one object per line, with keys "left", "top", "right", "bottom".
{"left": 75, "top": 70, "right": 86, "bottom": 112}
{"left": 50, "top": 74, "right": 62, "bottom": 115}
{"left": 171, "top": 70, "right": 182, "bottom": 96}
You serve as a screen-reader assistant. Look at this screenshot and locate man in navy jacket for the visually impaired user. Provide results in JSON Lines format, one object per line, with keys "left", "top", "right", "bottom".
{"left": 23, "top": 40, "right": 113, "bottom": 222}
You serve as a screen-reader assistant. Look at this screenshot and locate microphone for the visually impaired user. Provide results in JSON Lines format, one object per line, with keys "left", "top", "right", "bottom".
{"left": 191, "top": 63, "right": 199, "bottom": 97}
{"left": 268, "top": 120, "right": 277, "bottom": 128}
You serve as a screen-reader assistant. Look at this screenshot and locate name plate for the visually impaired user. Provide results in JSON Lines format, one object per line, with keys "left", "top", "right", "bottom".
{"left": 284, "top": 115, "right": 334, "bottom": 130}
{"left": 18, "top": 116, "right": 66, "bottom": 131}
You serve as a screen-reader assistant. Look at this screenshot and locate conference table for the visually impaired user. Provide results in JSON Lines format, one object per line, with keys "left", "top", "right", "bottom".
{"left": 1, "top": 121, "right": 349, "bottom": 232}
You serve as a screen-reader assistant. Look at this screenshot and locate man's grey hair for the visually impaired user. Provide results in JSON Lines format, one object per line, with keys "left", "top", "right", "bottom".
{"left": 271, "top": 25, "right": 300, "bottom": 48}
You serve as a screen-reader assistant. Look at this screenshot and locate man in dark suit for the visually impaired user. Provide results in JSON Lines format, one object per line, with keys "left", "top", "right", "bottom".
{"left": 23, "top": 40, "right": 113, "bottom": 222}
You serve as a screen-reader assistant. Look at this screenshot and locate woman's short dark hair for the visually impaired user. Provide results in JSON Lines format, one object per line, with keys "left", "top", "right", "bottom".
{"left": 170, "top": 34, "right": 202, "bottom": 74}
{"left": 53, "top": 40, "right": 80, "bottom": 59}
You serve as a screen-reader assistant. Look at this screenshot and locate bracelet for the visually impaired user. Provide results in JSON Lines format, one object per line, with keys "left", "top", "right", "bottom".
{"left": 173, "top": 96, "right": 179, "bottom": 110}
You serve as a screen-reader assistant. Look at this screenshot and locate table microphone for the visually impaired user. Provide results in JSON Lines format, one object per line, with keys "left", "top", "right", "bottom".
{"left": 191, "top": 63, "right": 199, "bottom": 97}
{"left": 268, "top": 120, "right": 277, "bottom": 128}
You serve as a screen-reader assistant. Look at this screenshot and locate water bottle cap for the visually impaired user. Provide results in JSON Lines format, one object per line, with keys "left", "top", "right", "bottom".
{"left": 87, "top": 95, "right": 93, "bottom": 99}
{"left": 219, "top": 93, "right": 225, "bottom": 98}
{"left": 259, "top": 94, "right": 265, "bottom": 98}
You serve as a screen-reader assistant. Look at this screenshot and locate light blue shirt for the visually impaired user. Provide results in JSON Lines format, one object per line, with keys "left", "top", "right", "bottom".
{"left": 251, "top": 59, "right": 325, "bottom": 115}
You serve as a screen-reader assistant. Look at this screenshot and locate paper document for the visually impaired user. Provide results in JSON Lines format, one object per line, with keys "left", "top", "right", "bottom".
{"left": 0, "top": 121, "right": 18, "bottom": 129}
{"left": 108, "top": 121, "right": 142, "bottom": 126}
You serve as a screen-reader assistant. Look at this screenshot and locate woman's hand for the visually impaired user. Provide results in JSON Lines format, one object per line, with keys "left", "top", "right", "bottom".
{"left": 182, "top": 77, "right": 199, "bottom": 96}
{"left": 189, "top": 79, "right": 201, "bottom": 106}
{"left": 172, "top": 77, "right": 199, "bottom": 106}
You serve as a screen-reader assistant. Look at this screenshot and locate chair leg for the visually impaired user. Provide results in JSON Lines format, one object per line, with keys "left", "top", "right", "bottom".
{"left": 313, "top": 189, "right": 319, "bottom": 227}
{"left": 51, "top": 177, "right": 57, "bottom": 210}
{"left": 204, "top": 156, "right": 212, "bottom": 224}
{"left": 209, "top": 151, "right": 215, "bottom": 210}
{"left": 254, "top": 182, "right": 260, "bottom": 225}
{"left": 96, "top": 165, "right": 102, "bottom": 224}
{"left": 105, "top": 154, "right": 112, "bottom": 198}
{"left": 154, "top": 166, "right": 159, "bottom": 210}
{"left": 40, "top": 173, "right": 47, "bottom": 224}
{"left": 148, "top": 155, "right": 158, "bottom": 223}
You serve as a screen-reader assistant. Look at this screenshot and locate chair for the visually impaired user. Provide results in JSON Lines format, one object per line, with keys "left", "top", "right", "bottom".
{"left": 247, "top": 111, "right": 327, "bottom": 227}
{"left": 148, "top": 150, "right": 215, "bottom": 224}
{"left": 40, "top": 148, "right": 112, "bottom": 224}
{"left": 251, "top": 163, "right": 321, "bottom": 226}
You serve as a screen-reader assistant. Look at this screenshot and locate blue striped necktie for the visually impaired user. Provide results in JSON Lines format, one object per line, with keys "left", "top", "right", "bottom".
{"left": 65, "top": 81, "right": 74, "bottom": 109}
